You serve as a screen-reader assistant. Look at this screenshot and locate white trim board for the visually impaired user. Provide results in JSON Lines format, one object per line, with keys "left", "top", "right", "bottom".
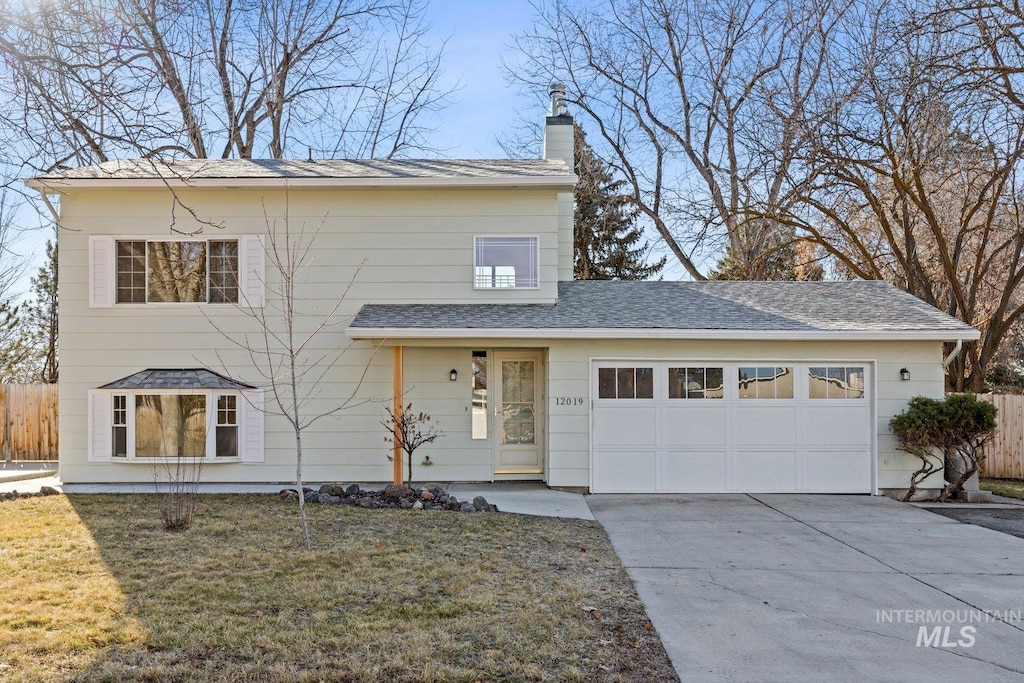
{"left": 346, "top": 327, "right": 980, "bottom": 342}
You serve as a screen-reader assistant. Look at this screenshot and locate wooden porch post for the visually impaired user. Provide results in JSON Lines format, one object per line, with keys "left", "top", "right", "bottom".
{"left": 392, "top": 345, "right": 404, "bottom": 485}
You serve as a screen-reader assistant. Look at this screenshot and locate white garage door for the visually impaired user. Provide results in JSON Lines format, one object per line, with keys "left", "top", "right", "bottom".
{"left": 591, "top": 362, "right": 872, "bottom": 493}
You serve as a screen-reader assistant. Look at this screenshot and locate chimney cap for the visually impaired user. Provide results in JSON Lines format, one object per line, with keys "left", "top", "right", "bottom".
{"left": 548, "top": 82, "right": 570, "bottom": 118}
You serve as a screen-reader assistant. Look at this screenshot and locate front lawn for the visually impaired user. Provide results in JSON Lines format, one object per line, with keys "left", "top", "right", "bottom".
{"left": 982, "top": 478, "right": 1024, "bottom": 501}
{"left": 0, "top": 494, "right": 676, "bottom": 682}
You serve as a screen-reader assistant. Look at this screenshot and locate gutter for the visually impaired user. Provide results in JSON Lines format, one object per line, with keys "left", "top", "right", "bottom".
{"left": 942, "top": 338, "right": 964, "bottom": 368}
{"left": 345, "top": 326, "right": 982, "bottom": 342}
{"left": 24, "top": 174, "right": 578, "bottom": 191}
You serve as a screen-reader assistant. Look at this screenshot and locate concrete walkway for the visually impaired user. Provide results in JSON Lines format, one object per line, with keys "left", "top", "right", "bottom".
{"left": 589, "top": 494, "right": 1024, "bottom": 682}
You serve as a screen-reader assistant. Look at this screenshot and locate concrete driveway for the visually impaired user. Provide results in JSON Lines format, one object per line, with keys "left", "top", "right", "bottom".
{"left": 589, "top": 494, "right": 1024, "bottom": 682}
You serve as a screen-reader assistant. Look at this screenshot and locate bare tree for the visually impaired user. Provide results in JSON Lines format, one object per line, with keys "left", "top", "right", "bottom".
{"left": 792, "top": 0, "right": 1024, "bottom": 390}
{"left": 206, "top": 198, "right": 376, "bottom": 549}
{"left": 512, "top": 0, "right": 849, "bottom": 279}
{"left": 0, "top": 0, "right": 451, "bottom": 175}
{"left": 381, "top": 403, "right": 443, "bottom": 485}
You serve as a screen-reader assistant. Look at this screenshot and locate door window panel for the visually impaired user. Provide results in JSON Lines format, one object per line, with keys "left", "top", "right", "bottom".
{"left": 738, "top": 367, "right": 794, "bottom": 399}
{"left": 502, "top": 360, "right": 535, "bottom": 444}
{"left": 668, "top": 367, "right": 725, "bottom": 399}
{"left": 808, "top": 366, "right": 865, "bottom": 399}
{"left": 598, "top": 367, "right": 654, "bottom": 399}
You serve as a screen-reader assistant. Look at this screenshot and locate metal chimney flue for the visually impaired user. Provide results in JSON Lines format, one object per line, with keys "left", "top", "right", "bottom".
{"left": 549, "top": 82, "right": 569, "bottom": 117}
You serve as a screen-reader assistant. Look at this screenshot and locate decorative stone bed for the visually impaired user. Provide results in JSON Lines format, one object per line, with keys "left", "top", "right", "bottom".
{"left": 1, "top": 486, "right": 60, "bottom": 501}
{"left": 280, "top": 483, "right": 498, "bottom": 513}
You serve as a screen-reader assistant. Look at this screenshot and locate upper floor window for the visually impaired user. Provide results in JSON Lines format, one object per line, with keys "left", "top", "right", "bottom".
{"left": 474, "top": 236, "right": 539, "bottom": 289}
{"left": 116, "top": 239, "right": 238, "bottom": 304}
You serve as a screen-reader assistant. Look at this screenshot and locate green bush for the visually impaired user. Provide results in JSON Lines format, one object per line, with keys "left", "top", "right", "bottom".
{"left": 889, "top": 394, "right": 997, "bottom": 501}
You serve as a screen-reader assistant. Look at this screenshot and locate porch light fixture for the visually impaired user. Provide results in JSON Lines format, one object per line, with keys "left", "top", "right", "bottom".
{"left": 450, "top": 369, "right": 458, "bottom": 382}
{"left": 900, "top": 368, "right": 910, "bottom": 381}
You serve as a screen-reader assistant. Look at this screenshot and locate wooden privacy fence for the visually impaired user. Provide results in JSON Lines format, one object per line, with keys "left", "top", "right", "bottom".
{"left": 1, "top": 384, "right": 59, "bottom": 461}
{"left": 978, "top": 393, "right": 1024, "bottom": 480}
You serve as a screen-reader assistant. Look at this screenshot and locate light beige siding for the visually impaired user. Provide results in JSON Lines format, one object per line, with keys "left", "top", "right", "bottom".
{"left": 59, "top": 185, "right": 563, "bottom": 483}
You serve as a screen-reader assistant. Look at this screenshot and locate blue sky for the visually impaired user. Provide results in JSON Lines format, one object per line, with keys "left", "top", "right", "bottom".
{"left": 424, "top": 0, "right": 541, "bottom": 157}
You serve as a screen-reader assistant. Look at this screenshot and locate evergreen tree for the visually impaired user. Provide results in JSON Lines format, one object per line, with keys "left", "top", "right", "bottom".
{"left": 574, "top": 125, "right": 665, "bottom": 280}
{"left": 0, "top": 300, "right": 30, "bottom": 382}
{"left": 21, "top": 241, "right": 58, "bottom": 383}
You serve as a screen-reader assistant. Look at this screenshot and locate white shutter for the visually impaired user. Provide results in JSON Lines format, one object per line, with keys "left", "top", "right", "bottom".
{"left": 87, "top": 390, "right": 112, "bottom": 462}
{"left": 238, "top": 235, "right": 265, "bottom": 307}
{"left": 240, "top": 389, "right": 264, "bottom": 462}
{"left": 88, "top": 236, "right": 115, "bottom": 308}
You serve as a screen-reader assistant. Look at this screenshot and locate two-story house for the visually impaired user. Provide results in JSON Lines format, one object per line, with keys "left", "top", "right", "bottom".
{"left": 29, "top": 87, "right": 978, "bottom": 497}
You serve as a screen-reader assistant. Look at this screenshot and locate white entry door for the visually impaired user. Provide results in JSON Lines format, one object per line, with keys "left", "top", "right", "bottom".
{"left": 493, "top": 351, "right": 545, "bottom": 478}
{"left": 591, "top": 361, "right": 872, "bottom": 493}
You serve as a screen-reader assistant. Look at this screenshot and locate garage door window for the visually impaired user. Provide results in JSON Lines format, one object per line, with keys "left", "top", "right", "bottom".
{"left": 738, "top": 367, "right": 793, "bottom": 399}
{"left": 598, "top": 367, "right": 653, "bottom": 399}
{"left": 668, "top": 367, "right": 724, "bottom": 399}
{"left": 808, "top": 366, "right": 865, "bottom": 399}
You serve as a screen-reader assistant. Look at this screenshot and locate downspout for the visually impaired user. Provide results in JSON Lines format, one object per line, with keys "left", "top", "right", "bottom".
{"left": 942, "top": 338, "right": 963, "bottom": 369}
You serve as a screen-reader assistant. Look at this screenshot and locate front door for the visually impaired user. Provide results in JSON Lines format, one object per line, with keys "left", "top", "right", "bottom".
{"left": 492, "top": 351, "right": 545, "bottom": 478}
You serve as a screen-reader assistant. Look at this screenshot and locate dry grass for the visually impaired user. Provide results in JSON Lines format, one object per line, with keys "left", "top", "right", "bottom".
{"left": 982, "top": 477, "right": 1024, "bottom": 501}
{"left": 0, "top": 495, "right": 677, "bottom": 682}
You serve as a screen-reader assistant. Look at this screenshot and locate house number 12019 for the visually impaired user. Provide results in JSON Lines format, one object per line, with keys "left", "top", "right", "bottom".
{"left": 554, "top": 397, "right": 585, "bottom": 406}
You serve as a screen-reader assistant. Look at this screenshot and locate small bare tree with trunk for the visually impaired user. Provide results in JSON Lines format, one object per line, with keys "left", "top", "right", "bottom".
{"left": 207, "top": 196, "right": 376, "bottom": 549}
{"left": 381, "top": 403, "right": 443, "bottom": 485}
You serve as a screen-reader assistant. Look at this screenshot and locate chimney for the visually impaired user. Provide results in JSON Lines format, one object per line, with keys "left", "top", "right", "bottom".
{"left": 543, "top": 82, "right": 574, "bottom": 171}
{"left": 543, "top": 83, "right": 576, "bottom": 282}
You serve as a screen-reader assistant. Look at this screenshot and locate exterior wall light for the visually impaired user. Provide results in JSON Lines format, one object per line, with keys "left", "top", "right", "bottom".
{"left": 900, "top": 368, "right": 910, "bottom": 381}
{"left": 450, "top": 369, "right": 458, "bottom": 382}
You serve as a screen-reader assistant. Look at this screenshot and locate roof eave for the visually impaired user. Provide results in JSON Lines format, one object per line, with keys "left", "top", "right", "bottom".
{"left": 345, "top": 327, "right": 981, "bottom": 342}
{"left": 24, "top": 174, "right": 578, "bottom": 191}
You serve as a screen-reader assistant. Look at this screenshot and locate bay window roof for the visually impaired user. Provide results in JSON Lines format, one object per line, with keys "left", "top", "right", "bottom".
{"left": 98, "top": 368, "right": 255, "bottom": 390}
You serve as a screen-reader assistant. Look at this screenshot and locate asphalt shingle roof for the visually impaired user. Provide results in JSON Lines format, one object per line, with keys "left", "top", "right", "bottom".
{"left": 98, "top": 368, "right": 256, "bottom": 390}
{"left": 349, "top": 280, "right": 975, "bottom": 334}
{"left": 32, "top": 158, "right": 572, "bottom": 182}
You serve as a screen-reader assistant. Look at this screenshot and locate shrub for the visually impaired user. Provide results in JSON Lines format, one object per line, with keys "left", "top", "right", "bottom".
{"left": 890, "top": 394, "right": 997, "bottom": 501}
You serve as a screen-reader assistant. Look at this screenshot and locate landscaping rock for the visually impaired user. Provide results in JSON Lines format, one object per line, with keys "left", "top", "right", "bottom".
{"left": 383, "top": 484, "right": 413, "bottom": 500}
{"left": 278, "top": 482, "right": 501, "bottom": 515}
{"left": 39, "top": 486, "right": 59, "bottom": 496}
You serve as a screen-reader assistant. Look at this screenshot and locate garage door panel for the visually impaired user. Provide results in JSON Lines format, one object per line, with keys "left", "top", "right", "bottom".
{"left": 732, "top": 451, "right": 798, "bottom": 492}
{"left": 732, "top": 406, "right": 798, "bottom": 446}
{"left": 592, "top": 449, "right": 656, "bottom": 493}
{"left": 592, "top": 407, "right": 656, "bottom": 447}
{"left": 803, "top": 450, "right": 871, "bottom": 492}
{"left": 659, "top": 450, "right": 727, "bottom": 492}
{"left": 804, "top": 405, "right": 870, "bottom": 447}
{"left": 661, "top": 405, "right": 727, "bottom": 446}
